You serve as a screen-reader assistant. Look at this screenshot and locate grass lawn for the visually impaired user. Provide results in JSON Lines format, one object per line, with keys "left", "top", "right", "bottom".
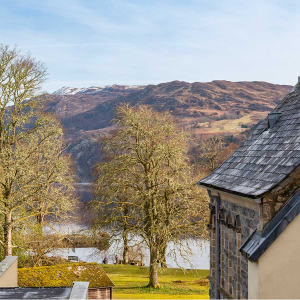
{"left": 100, "top": 264, "right": 210, "bottom": 299}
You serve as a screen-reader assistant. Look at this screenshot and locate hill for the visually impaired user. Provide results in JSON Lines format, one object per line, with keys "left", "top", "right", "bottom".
{"left": 45, "top": 81, "right": 292, "bottom": 194}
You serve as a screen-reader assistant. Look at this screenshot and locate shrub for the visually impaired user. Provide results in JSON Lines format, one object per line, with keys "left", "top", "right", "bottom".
{"left": 18, "top": 255, "right": 70, "bottom": 268}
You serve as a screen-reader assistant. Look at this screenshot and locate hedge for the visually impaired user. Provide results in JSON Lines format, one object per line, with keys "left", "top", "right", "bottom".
{"left": 18, "top": 263, "right": 114, "bottom": 288}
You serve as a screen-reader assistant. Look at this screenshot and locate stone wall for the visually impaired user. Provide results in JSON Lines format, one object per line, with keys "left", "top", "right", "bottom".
{"left": 208, "top": 192, "right": 259, "bottom": 299}
{"left": 262, "top": 166, "right": 300, "bottom": 226}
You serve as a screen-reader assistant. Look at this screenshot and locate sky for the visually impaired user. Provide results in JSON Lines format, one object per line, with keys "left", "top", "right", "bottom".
{"left": 1, "top": 0, "right": 300, "bottom": 92}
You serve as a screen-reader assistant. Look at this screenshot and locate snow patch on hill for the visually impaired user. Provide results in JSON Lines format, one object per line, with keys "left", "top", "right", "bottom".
{"left": 52, "top": 86, "right": 103, "bottom": 95}
{"left": 53, "top": 85, "right": 143, "bottom": 95}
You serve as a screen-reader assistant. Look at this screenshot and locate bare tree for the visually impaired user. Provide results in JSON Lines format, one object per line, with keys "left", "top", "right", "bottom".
{"left": 31, "top": 121, "right": 77, "bottom": 228}
{"left": 93, "top": 105, "right": 209, "bottom": 288}
{"left": 197, "top": 135, "right": 225, "bottom": 172}
{"left": 0, "top": 45, "right": 76, "bottom": 256}
{"left": 18, "top": 226, "right": 68, "bottom": 267}
{"left": 91, "top": 144, "right": 139, "bottom": 264}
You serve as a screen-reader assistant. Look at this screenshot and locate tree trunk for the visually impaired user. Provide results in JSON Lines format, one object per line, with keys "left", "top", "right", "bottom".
{"left": 122, "top": 231, "right": 129, "bottom": 264}
{"left": 4, "top": 212, "right": 12, "bottom": 256}
{"left": 36, "top": 213, "right": 44, "bottom": 226}
{"left": 160, "top": 244, "right": 168, "bottom": 268}
{"left": 147, "top": 247, "right": 160, "bottom": 288}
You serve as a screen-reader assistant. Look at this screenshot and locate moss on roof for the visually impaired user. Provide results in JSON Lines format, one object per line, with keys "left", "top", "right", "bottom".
{"left": 18, "top": 263, "right": 114, "bottom": 288}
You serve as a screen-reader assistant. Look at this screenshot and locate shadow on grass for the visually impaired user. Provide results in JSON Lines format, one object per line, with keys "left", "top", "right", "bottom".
{"left": 115, "top": 284, "right": 208, "bottom": 295}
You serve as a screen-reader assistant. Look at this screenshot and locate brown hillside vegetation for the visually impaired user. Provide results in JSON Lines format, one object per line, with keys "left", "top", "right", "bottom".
{"left": 45, "top": 80, "right": 291, "bottom": 185}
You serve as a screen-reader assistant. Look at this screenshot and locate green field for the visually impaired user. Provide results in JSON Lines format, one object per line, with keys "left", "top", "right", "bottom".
{"left": 100, "top": 264, "right": 210, "bottom": 299}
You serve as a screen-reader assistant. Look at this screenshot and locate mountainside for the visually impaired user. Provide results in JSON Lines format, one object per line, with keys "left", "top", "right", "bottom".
{"left": 47, "top": 80, "right": 292, "bottom": 189}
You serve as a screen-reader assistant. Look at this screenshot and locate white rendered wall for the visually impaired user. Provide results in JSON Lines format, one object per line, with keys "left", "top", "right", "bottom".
{"left": 248, "top": 212, "right": 300, "bottom": 299}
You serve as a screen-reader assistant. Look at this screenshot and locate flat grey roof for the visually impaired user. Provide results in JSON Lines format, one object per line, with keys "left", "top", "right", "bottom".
{"left": 0, "top": 287, "right": 72, "bottom": 299}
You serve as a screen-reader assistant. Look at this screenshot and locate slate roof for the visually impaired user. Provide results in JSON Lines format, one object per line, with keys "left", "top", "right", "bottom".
{"left": 240, "top": 187, "right": 300, "bottom": 261}
{"left": 199, "top": 83, "right": 300, "bottom": 197}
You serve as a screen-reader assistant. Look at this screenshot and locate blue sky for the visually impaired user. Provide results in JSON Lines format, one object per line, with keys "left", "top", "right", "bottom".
{"left": 1, "top": 0, "right": 300, "bottom": 92}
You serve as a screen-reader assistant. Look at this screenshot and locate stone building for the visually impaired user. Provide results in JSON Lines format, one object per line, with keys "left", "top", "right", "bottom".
{"left": 198, "top": 79, "right": 300, "bottom": 299}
